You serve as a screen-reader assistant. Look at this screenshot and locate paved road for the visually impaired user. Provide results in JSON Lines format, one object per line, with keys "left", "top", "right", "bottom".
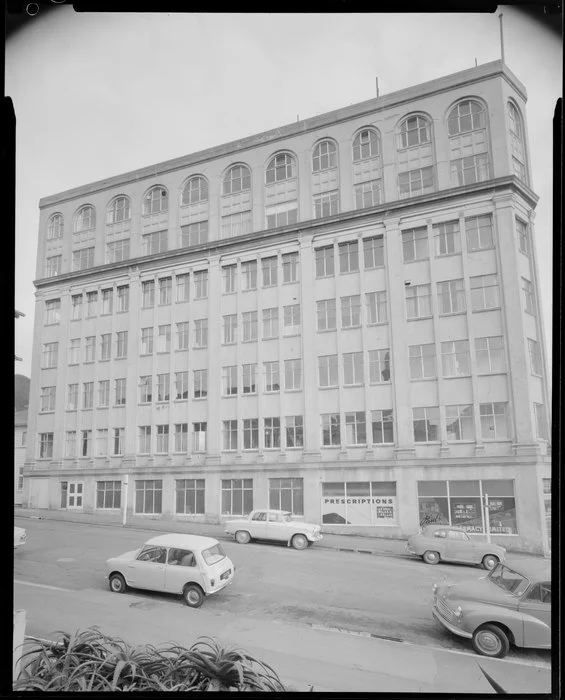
{"left": 14, "top": 517, "right": 551, "bottom": 672}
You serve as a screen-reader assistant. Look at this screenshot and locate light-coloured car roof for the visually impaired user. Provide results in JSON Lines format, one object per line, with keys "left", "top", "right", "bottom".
{"left": 253, "top": 509, "right": 291, "bottom": 515}
{"left": 145, "top": 533, "right": 220, "bottom": 550}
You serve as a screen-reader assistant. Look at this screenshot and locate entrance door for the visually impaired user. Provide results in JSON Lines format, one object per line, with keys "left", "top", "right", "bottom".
{"left": 61, "top": 482, "right": 84, "bottom": 509}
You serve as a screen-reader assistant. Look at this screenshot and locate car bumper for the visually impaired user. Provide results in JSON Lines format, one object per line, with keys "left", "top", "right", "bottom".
{"left": 308, "top": 533, "right": 323, "bottom": 542}
{"left": 404, "top": 543, "right": 417, "bottom": 555}
{"left": 208, "top": 575, "right": 233, "bottom": 595}
{"left": 432, "top": 606, "right": 472, "bottom": 639}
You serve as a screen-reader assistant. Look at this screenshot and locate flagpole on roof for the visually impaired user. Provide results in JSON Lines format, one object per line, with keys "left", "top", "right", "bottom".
{"left": 499, "top": 13, "right": 505, "bottom": 64}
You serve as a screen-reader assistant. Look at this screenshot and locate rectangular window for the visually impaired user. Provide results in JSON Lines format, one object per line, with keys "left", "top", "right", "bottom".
{"left": 69, "top": 338, "right": 80, "bottom": 365}
{"left": 221, "top": 211, "right": 252, "bottom": 239}
{"left": 243, "top": 418, "right": 259, "bottom": 450}
{"left": 470, "top": 274, "right": 500, "bottom": 311}
{"left": 534, "top": 403, "right": 548, "bottom": 440}
{"left": 264, "top": 362, "right": 280, "bottom": 392}
{"left": 42, "top": 341, "right": 59, "bottom": 368}
{"left": 192, "top": 422, "right": 207, "bottom": 451}
{"left": 84, "top": 336, "right": 96, "bottom": 363}
{"left": 157, "top": 324, "right": 171, "bottom": 353}
{"left": 355, "top": 180, "right": 382, "bottom": 209}
{"left": 413, "top": 407, "right": 440, "bottom": 442}
{"left": 317, "top": 299, "right": 336, "bottom": 331}
{"left": 315, "top": 246, "right": 334, "bottom": 278}
{"left": 480, "top": 403, "right": 509, "bottom": 440}
{"left": 96, "top": 429, "right": 108, "bottom": 456}
{"left": 67, "top": 383, "right": 79, "bottom": 410}
{"left": 222, "top": 420, "right": 238, "bottom": 450}
{"left": 45, "top": 255, "right": 62, "bottom": 277}
{"left": 140, "top": 327, "right": 153, "bottom": 355}
{"left": 39, "top": 432, "right": 54, "bottom": 459}
{"left": 142, "top": 230, "right": 167, "bottom": 256}
{"left": 100, "top": 333, "right": 111, "bottom": 361}
{"left": 366, "top": 291, "right": 387, "bottom": 324}
{"left": 193, "top": 369, "right": 208, "bottom": 399}
{"left": 86, "top": 291, "right": 98, "bottom": 317}
{"left": 345, "top": 412, "right": 366, "bottom": 445}
{"left": 175, "top": 479, "right": 205, "bottom": 514}
{"left": 434, "top": 221, "right": 461, "bottom": 256}
{"left": 194, "top": 270, "right": 208, "bottom": 299}
{"left": 175, "top": 371, "right": 189, "bottom": 400}
{"left": 106, "top": 239, "right": 130, "bottom": 264}
{"left": 441, "top": 340, "right": 470, "bottom": 377}
{"left": 405, "top": 284, "right": 432, "bottom": 319}
{"left": 135, "top": 479, "right": 162, "bottom": 514}
{"left": 339, "top": 241, "right": 359, "bottom": 273}
{"left": 262, "top": 307, "right": 279, "bottom": 339}
{"left": 262, "top": 256, "right": 278, "bottom": 287}
{"left": 222, "top": 264, "right": 237, "bottom": 293}
{"left": 194, "top": 319, "right": 208, "bottom": 348}
{"left": 266, "top": 201, "right": 298, "bottom": 229}
{"left": 282, "top": 252, "right": 299, "bottom": 283}
{"left": 446, "top": 405, "right": 475, "bottom": 441}
{"left": 96, "top": 481, "right": 121, "bottom": 509}
{"left": 242, "top": 311, "right": 258, "bottom": 342}
{"left": 159, "top": 277, "right": 172, "bottom": 305}
{"left": 65, "top": 431, "right": 77, "bottom": 458}
{"left": 176, "top": 322, "right": 189, "bottom": 350}
{"left": 314, "top": 190, "right": 339, "bottom": 218}
{"left": 283, "top": 304, "right": 301, "bottom": 335}
{"left": 223, "top": 315, "right": 237, "bottom": 344}
{"left": 341, "top": 295, "right": 361, "bottom": 328}
{"left": 221, "top": 479, "right": 253, "bottom": 516}
{"left": 522, "top": 277, "right": 535, "bottom": 314}
{"left": 40, "top": 386, "right": 56, "bottom": 412}
{"left": 450, "top": 153, "right": 489, "bottom": 186}
{"left": 157, "top": 373, "right": 170, "bottom": 402}
{"left": 98, "top": 380, "right": 110, "bottom": 407}
{"left": 466, "top": 215, "right": 494, "bottom": 252}
{"left": 45, "top": 299, "right": 61, "bottom": 324}
{"left": 321, "top": 414, "right": 340, "bottom": 446}
{"left": 101, "top": 288, "right": 113, "bottom": 315}
{"left": 71, "top": 294, "right": 83, "bottom": 320}
{"left": 343, "top": 352, "right": 364, "bottom": 385}
{"left": 516, "top": 219, "right": 529, "bottom": 255}
{"left": 116, "top": 331, "right": 128, "bottom": 359}
{"left": 142, "top": 280, "right": 155, "bottom": 308}
{"left": 284, "top": 358, "right": 302, "bottom": 390}
{"left": 138, "top": 426, "right": 152, "bottom": 453}
{"left": 371, "top": 409, "right": 394, "bottom": 444}
{"left": 368, "top": 349, "right": 391, "bottom": 383}
{"left": 81, "top": 429, "right": 92, "bottom": 457}
{"left": 181, "top": 221, "right": 208, "bottom": 247}
{"left": 264, "top": 417, "right": 280, "bottom": 448}
{"left": 402, "top": 227, "right": 428, "bottom": 262}
{"left": 156, "top": 425, "right": 170, "bottom": 453}
{"left": 363, "top": 235, "right": 384, "bottom": 269}
{"left": 139, "top": 376, "right": 152, "bottom": 403}
{"left": 475, "top": 336, "right": 506, "bottom": 373}
{"left": 318, "top": 354, "right": 338, "bottom": 388}
{"left": 285, "top": 415, "right": 304, "bottom": 448}
{"left": 116, "top": 285, "right": 129, "bottom": 313}
{"left": 241, "top": 260, "right": 257, "bottom": 291}
{"left": 269, "top": 478, "right": 304, "bottom": 516}
{"left": 114, "top": 378, "right": 127, "bottom": 406}
{"left": 399, "top": 167, "right": 434, "bottom": 197}
{"left": 528, "top": 338, "right": 543, "bottom": 375}
{"left": 72, "top": 247, "right": 95, "bottom": 271}
{"left": 437, "top": 279, "right": 465, "bottom": 314}
{"left": 176, "top": 273, "right": 190, "bottom": 302}
{"left": 222, "top": 365, "right": 238, "bottom": 396}
{"left": 83, "top": 382, "right": 94, "bottom": 409}
{"left": 242, "top": 363, "right": 257, "bottom": 394}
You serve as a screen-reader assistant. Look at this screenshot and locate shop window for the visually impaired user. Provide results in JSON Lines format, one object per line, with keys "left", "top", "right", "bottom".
{"left": 321, "top": 481, "right": 396, "bottom": 525}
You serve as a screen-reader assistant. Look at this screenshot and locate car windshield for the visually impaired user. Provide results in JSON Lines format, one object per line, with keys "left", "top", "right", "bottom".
{"left": 488, "top": 563, "right": 530, "bottom": 596}
{"left": 201, "top": 544, "right": 226, "bottom": 566}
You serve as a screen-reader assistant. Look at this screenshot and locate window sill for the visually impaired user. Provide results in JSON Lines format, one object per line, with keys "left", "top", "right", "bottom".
{"left": 443, "top": 374, "right": 472, "bottom": 379}
{"left": 446, "top": 440, "right": 476, "bottom": 444}
{"left": 156, "top": 351, "right": 171, "bottom": 355}
{"left": 319, "top": 385, "right": 339, "bottom": 390}
{"left": 468, "top": 246, "right": 495, "bottom": 253}
{"left": 283, "top": 331, "right": 301, "bottom": 337}
{"left": 285, "top": 447, "right": 304, "bottom": 450}
{"left": 344, "top": 383, "right": 364, "bottom": 388}
{"left": 39, "top": 410, "right": 55, "bottom": 415}
{"left": 472, "top": 307, "right": 501, "bottom": 313}
{"left": 115, "top": 356, "right": 127, "bottom": 361}
{"left": 175, "top": 348, "right": 190, "bottom": 352}
{"left": 435, "top": 252, "right": 462, "bottom": 259}
{"left": 410, "top": 377, "right": 437, "bottom": 382}
{"left": 438, "top": 311, "right": 466, "bottom": 318}
{"left": 66, "top": 408, "right": 78, "bottom": 412}
{"left": 113, "top": 404, "right": 127, "bottom": 408}
{"left": 242, "top": 449, "right": 259, "bottom": 452}
{"left": 242, "top": 339, "right": 258, "bottom": 344}
{"left": 317, "top": 328, "right": 337, "bottom": 334}
{"left": 477, "top": 372, "right": 507, "bottom": 377}
{"left": 222, "top": 291, "right": 236, "bottom": 296}
{"left": 407, "top": 316, "right": 433, "bottom": 322}
{"left": 262, "top": 337, "right": 279, "bottom": 342}
{"left": 193, "top": 346, "right": 207, "bottom": 350}
{"left": 264, "top": 390, "right": 280, "bottom": 395}
{"left": 242, "top": 288, "right": 258, "bottom": 293}
{"left": 175, "top": 299, "right": 190, "bottom": 304}
{"left": 44, "top": 323, "right": 61, "bottom": 327}
{"left": 242, "top": 391, "right": 257, "bottom": 396}
{"left": 222, "top": 343, "right": 237, "bottom": 347}
{"left": 193, "top": 396, "right": 207, "bottom": 401}
{"left": 414, "top": 441, "right": 441, "bottom": 445}
{"left": 366, "top": 322, "right": 388, "bottom": 327}
{"left": 403, "top": 257, "right": 430, "bottom": 265}
{"left": 371, "top": 442, "right": 394, "bottom": 446}
{"left": 99, "top": 358, "right": 111, "bottom": 363}
{"left": 96, "top": 406, "right": 109, "bottom": 410}
{"left": 480, "top": 439, "right": 512, "bottom": 443}
{"left": 174, "top": 398, "right": 189, "bottom": 402}
{"left": 285, "top": 388, "right": 302, "bottom": 393}
{"left": 369, "top": 381, "right": 392, "bottom": 386}
{"left": 342, "top": 325, "right": 362, "bottom": 331}
{"left": 283, "top": 279, "right": 299, "bottom": 286}
{"left": 222, "top": 394, "right": 237, "bottom": 399}
{"left": 84, "top": 361, "right": 95, "bottom": 365}
{"left": 116, "top": 310, "right": 129, "bottom": 314}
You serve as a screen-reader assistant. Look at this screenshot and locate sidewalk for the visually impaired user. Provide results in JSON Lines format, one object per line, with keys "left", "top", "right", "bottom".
{"left": 14, "top": 506, "right": 545, "bottom": 563}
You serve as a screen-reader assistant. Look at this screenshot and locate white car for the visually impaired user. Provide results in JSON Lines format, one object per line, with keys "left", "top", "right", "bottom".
{"left": 106, "top": 533, "right": 234, "bottom": 608}
{"left": 14, "top": 526, "right": 26, "bottom": 549}
{"left": 225, "top": 509, "right": 323, "bottom": 550}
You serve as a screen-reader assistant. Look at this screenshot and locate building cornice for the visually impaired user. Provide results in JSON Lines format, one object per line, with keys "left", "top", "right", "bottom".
{"left": 39, "top": 60, "right": 527, "bottom": 209}
{"left": 34, "top": 176, "right": 537, "bottom": 291}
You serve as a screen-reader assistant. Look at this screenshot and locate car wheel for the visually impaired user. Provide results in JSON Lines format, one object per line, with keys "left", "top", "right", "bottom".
{"left": 482, "top": 554, "right": 499, "bottom": 571}
{"left": 291, "top": 534, "right": 309, "bottom": 550}
{"left": 423, "top": 550, "right": 440, "bottom": 565}
{"left": 183, "top": 584, "right": 204, "bottom": 608}
{"left": 109, "top": 573, "right": 127, "bottom": 593}
{"left": 472, "top": 624, "right": 510, "bottom": 658}
{"left": 235, "top": 530, "right": 251, "bottom": 544}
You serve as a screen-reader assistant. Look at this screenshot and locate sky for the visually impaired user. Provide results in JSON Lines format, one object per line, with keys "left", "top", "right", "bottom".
{"left": 8, "top": 10, "right": 561, "bottom": 381}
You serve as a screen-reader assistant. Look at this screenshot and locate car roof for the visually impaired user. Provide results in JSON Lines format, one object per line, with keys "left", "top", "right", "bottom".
{"left": 253, "top": 509, "right": 290, "bottom": 515}
{"left": 501, "top": 559, "right": 552, "bottom": 582}
{"left": 144, "top": 533, "right": 220, "bottom": 550}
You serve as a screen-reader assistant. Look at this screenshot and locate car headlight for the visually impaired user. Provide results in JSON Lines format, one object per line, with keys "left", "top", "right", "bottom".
{"left": 432, "top": 583, "right": 438, "bottom": 594}
{"left": 454, "top": 606, "right": 463, "bottom": 621}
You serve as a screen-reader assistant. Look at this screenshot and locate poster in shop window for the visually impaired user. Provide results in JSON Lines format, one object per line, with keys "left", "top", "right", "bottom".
{"left": 321, "top": 494, "right": 397, "bottom": 525}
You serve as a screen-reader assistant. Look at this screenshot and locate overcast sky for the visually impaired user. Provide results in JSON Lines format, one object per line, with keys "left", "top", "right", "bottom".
{"left": 8, "top": 10, "right": 560, "bottom": 380}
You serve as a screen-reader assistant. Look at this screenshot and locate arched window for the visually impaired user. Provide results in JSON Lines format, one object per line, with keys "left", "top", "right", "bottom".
{"left": 266, "top": 153, "right": 296, "bottom": 184}
{"left": 312, "top": 140, "right": 337, "bottom": 173}
{"left": 182, "top": 176, "right": 208, "bottom": 205}
{"left": 448, "top": 100, "right": 486, "bottom": 136}
{"left": 399, "top": 115, "right": 430, "bottom": 149}
{"left": 223, "top": 165, "right": 251, "bottom": 195}
{"left": 47, "top": 213, "right": 63, "bottom": 239}
{"left": 143, "top": 186, "right": 168, "bottom": 215}
{"left": 508, "top": 102, "right": 527, "bottom": 183}
{"left": 74, "top": 205, "right": 96, "bottom": 233}
{"left": 353, "top": 129, "right": 380, "bottom": 161}
{"left": 107, "top": 196, "right": 131, "bottom": 224}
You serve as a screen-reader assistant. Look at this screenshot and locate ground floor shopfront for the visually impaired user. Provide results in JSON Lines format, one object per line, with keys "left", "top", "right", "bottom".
{"left": 22, "top": 456, "right": 551, "bottom": 555}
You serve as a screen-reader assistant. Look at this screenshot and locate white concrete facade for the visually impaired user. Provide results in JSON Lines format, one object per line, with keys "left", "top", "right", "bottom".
{"left": 24, "top": 61, "right": 551, "bottom": 553}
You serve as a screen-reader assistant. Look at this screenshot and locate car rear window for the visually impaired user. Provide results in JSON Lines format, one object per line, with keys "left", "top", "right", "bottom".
{"left": 202, "top": 544, "right": 226, "bottom": 566}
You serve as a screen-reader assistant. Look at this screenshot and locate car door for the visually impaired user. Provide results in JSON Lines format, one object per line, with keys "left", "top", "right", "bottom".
{"left": 265, "top": 512, "right": 287, "bottom": 541}
{"left": 445, "top": 530, "right": 474, "bottom": 562}
{"left": 518, "top": 582, "right": 551, "bottom": 648}
{"left": 164, "top": 548, "right": 203, "bottom": 594}
{"left": 248, "top": 511, "right": 268, "bottom": 539}
{"left": 125, "top": 545, "right": 167, "bottom": 591}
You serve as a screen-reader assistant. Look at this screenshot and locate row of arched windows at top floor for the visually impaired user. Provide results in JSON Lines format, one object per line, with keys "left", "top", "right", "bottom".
{"left": 46, "top": 99, "right": 527, "bottom": 239}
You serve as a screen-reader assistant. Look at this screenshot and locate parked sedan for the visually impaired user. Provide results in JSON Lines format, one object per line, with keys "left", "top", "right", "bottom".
{"left": 14, "top": 526, "right": 26, "bottom": 549}
{"left": 225, "top": 509, "right": 323, "bottom": 550}
{"left": 106, "top": 533, "right": 234, "bottom": 608}
{"left": 432, "top": 560, "right": 551, "bottom": 658}
{"left": 405, "top": 525, "right": 506, "bottom": 569}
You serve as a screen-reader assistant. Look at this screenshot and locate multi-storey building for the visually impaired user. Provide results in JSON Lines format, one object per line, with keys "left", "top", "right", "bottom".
{"left": 24, "top": 60, "right": 551, "bottom": 553}
{"left": 15, "top": 410, "right": 27, "bottom": 505}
